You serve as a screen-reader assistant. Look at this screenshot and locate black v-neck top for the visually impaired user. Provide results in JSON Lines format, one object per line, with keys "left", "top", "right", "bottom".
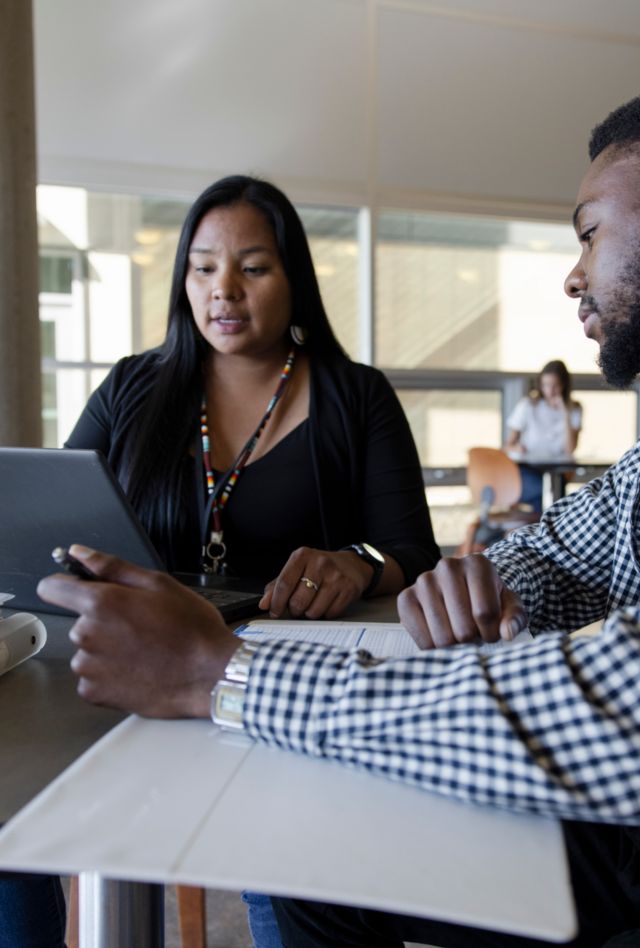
{"left": 185, "top": 419, "right": 323, "bottom": 579}
{"left": 66, "top": 350, "right": 441, "bottom": 583}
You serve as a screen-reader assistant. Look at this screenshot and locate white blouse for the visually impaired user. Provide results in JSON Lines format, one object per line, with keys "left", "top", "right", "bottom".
{"left": 507, "top": 397, "right": 582, "bottom": 457}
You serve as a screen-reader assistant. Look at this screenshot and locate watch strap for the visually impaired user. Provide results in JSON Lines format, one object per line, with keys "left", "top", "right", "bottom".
{"left": 210, "top": 640, "right": 260, "bottom": 731}
{"left": 341, "top": 543, "right": 385, "bottom": 597}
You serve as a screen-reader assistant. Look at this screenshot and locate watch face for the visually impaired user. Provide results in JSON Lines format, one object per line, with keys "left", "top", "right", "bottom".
{"left": 211, "top": 682, "right": 245, "bottom": 730}
{"left": 360, "top": 542, "right": 385, "bottom": 565}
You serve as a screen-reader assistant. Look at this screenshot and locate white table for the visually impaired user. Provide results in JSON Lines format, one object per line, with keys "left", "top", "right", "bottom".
{"left": 0, "top": 611, "right": 577, "bottom": 946}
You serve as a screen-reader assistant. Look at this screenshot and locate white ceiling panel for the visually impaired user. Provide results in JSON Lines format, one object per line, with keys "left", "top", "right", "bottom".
{"left": 376, "top": 4, "right": 640, "bottom": 205}
{"left": 386, "top": 0, "right": 640, "bottom": 39}
{"left": 33, "top": 0, "right": 640, "bottom": 209}
{"left": 34, "top": 0, "right": 369, "bottom": 194}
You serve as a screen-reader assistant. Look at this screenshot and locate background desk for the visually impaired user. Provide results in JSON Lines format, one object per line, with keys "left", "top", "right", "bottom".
{"left": 507, "top": 454, "right": 612, "bottom": 505}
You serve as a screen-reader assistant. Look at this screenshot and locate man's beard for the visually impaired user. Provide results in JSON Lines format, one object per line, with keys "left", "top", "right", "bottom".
{"left": 595, "top": 261, "right": 640, "bottom": 387}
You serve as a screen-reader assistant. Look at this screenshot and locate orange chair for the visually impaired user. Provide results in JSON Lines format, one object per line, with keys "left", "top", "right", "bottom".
{"left": 458, "top": 447, "right": 539, "bottom": 554}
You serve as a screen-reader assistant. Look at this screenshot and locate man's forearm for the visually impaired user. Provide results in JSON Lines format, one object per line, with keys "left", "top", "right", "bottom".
{"left": 243, "top": 619, "right": 640, "bottom": 825}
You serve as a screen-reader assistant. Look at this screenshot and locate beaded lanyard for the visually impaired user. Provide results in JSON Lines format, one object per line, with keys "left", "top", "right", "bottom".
{"left": 200, "top": 347, "right": 296, "bottom": 573}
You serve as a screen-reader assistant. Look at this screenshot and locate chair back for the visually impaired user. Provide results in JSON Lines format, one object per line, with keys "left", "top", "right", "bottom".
{"left": 467, "top": 447, "right": 522, "bottom": 509}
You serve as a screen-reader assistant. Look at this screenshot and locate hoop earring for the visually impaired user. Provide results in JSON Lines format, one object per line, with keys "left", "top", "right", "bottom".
{"left": 290, "top": 324, "right": 308, "bottom": 346}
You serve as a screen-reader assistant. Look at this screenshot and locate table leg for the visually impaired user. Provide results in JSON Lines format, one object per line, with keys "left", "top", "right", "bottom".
{"left": 78, "top": 873, "right": 164, "bottom": 947}
{"left": 550, "top": 471, "right": 566, "bottom": 503}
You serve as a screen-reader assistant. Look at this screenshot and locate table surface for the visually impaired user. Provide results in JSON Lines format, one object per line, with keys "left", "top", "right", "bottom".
{"left": 0, "top": 609, "right": 124, "bottom": 823}
{"left": 506, "top": 452, "right": 611, "bottom": 471}
{"left": 0, "top": 597, "right": 399, "bottom": 824}
{"left": 0, "top": 609, "right": 577, "bottom": 942}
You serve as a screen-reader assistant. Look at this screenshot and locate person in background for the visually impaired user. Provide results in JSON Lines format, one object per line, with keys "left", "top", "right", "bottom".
{"left": 2, "top": 174, "right": 439, "bottom": 948}
{"left": 505, "top": 359, "right": 582, "bottom": 513}
{"left": 38, "top": 93, "right": 640, "bottom": 947}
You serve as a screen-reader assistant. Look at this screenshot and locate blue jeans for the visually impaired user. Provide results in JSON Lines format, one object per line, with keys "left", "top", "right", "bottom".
{"left": 0, "top": 873, "right": 66, "bottom": 948}
{"left": 241, "top": 890, "right": 283, "bottom": 948}
{"left": 518, "top": 464, "right": 543, "bottom": 514}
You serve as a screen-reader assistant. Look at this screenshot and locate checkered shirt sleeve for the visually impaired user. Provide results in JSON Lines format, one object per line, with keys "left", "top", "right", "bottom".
{"left": 485, "top": 443, "right": 640, "bottom": 634}
{"left": 243, "top": 609, "right": 640, "bottom": 824}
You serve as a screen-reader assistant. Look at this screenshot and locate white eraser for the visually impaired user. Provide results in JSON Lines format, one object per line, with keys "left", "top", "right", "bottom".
{"left": 0, "top": 613, "right": 47, "bottom": 675}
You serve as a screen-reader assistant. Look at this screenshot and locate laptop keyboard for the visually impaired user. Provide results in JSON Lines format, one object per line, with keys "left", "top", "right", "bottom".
{"left": 190, "top": 587, "right": 261, "bottom": 606}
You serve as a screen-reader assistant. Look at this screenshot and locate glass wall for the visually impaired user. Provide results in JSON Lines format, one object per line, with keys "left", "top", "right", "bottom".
{"left": 571, "top": 389, "right": 637, "bottom": 462}
{"left": 376, "top": 211, "right": 587, "bottom": 373}
{"left": 375, "top": 210, "right": 637, "bottom": 547}
{"left": 37, "top": 187, "right": 638, "bottom": 551}
{"left": 396, "top": 389, "right": 502, "bottom": 468}
{"left": 297, "top": 207, "right": 359, "bottom": 359}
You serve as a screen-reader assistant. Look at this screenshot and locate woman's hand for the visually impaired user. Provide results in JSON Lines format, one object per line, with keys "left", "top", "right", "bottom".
{"left": 260, "top": 547, "right": 376, "bottom": 619}
{"left": 398, "top": 554, "right": 528, "bottom": 649}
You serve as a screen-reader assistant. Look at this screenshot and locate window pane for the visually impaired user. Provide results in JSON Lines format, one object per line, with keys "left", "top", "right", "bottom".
{"left": 40, "top": 321, "right": 56, "bottom": 360}
{"left": 41, "top": 368, "right": 91, "bottom": 448}
{"left": 396, "top": 387, "right": 502, "bottom": 553}
{"left": 39, "top": 255, "right": 73, "bottom": 294}
{"left": 41, "top": 369, "right": 58, "bottom": 448}
{"left": 376, "top": 211, "right": 590, "bottom": 374}
{"left": 298, "top": 207, "right": 359, "bottom": 359}
{"left": 425, "top": 484, "right": 474, "bottom": 554}
{"left": 396, "top": 389, "right": 502, "bottom": 467}
{"left": 134, "top": 197, "right": 186, "bottom": 350}
{"left": 39, "top": 297, "right": 86, "bottom": 362}
{"left": 574, "top": 389, "right": 636, "bottom": 462}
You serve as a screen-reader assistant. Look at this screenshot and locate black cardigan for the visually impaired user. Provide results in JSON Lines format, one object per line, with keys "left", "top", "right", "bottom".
{"left": 66, "top": 350, "right": 440, "bottom": 582}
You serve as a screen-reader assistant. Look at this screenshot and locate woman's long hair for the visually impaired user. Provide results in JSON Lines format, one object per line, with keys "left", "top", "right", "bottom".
{"left": 125, "top": 175, "right": 345, "bottom": 562}
{"left": 536, "top": 359, "right": 573, "bottom": 405}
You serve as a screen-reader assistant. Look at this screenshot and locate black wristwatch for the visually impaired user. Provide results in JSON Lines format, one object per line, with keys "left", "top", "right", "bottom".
{"left": 341, "top": 542, "right": 385, "bottom": 597}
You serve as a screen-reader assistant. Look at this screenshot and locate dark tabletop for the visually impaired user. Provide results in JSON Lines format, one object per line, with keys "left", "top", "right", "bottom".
{"left": 0, "top": 609, "right": 124, "bottom": 822}
{"left": 0, "top": 595, "right": 400, "bottom": 823}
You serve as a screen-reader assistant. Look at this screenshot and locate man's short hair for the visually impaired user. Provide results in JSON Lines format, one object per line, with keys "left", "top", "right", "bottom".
{"left": 589, "top": 96, "right": 640, "bottom": 161}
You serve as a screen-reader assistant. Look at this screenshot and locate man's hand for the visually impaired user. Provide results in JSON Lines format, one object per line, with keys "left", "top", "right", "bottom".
{"left": 260, "top": 547, "right": 373, "bottom": 619}
{"left": 37, "top": 545, "right": 239, "bottom": 718}
{"left": 398, "top": 554, "right": 527, "bottom": 649}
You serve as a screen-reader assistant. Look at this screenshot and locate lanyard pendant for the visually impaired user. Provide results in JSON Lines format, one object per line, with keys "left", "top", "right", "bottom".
{"left": 203, "top": 530, "right": 227, "bottom": 574}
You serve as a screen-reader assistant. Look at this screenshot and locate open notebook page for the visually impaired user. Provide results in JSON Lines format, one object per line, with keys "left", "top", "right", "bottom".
{"left": 236, "top": 620, "right": 532, "bottom": 658}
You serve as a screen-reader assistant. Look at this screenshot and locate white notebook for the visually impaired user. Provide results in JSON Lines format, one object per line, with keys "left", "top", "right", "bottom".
{"left": 236, "top": 618, "right": 533, "bottom": 655}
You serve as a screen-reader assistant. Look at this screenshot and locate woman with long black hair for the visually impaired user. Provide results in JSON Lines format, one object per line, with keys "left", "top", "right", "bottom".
{"left": 66, "top": 176, "right": 439, "bottom": 616}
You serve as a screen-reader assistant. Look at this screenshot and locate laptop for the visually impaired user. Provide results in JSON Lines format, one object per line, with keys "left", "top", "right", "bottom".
{"left": 0, "top": 447, "right": 265, "bottom": 621}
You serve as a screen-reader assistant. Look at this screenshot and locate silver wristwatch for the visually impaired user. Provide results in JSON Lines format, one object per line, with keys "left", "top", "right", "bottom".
{"left": 210, "top": 641, "right": 260, "bottom": 731}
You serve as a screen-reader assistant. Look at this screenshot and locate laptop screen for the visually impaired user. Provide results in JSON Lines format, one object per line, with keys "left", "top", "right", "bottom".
{"left": 0, "top": 447, "right": 265, "bottom": 621}
{"left": 0, "top": 448, "right": 166, "bottom": 614}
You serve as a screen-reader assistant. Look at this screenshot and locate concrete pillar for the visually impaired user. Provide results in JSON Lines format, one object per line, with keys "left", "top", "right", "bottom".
{"left": 0, "top": 0, "right": 42, "bottom": 446}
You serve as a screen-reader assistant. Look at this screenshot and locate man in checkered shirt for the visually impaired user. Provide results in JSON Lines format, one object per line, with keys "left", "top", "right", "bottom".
{"left": 40, "top": 98, "right": 640, "bottom": 946}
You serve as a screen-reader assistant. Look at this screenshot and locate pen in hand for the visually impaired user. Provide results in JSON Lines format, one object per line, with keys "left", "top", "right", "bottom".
{"left": 51, "top": 547, "right": 98, "bottom": 581}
